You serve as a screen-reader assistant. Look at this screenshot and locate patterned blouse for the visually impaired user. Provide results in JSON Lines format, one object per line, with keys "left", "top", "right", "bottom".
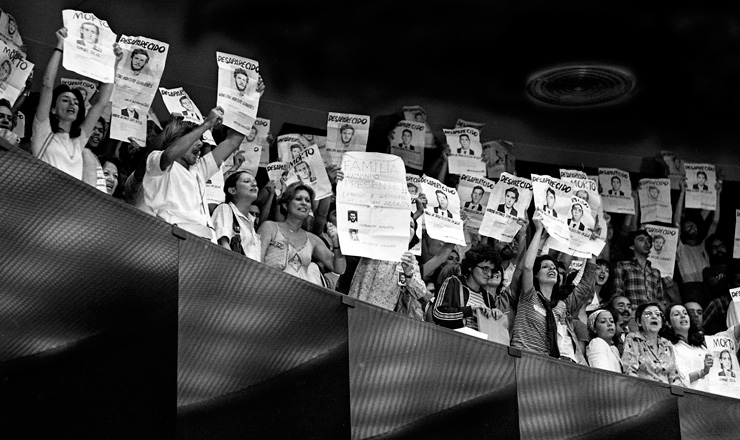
{"left": 621, "top": 331, "right": 684, "bottom": 386}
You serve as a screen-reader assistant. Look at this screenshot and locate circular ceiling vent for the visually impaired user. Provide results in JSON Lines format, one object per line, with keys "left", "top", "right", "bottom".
{"left": 526, "top": 64, "right": 636, "bottom": 107}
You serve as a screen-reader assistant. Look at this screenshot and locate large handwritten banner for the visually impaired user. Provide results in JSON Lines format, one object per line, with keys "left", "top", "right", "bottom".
{"left": 684, "top": 163, "right": 717, "bottom": 210}
{"left": 216, "top": 52, "right": 260, "bottom": 135}
{"left": 599, "top": 168, "right": 635, "bottom": 214}
{"left": 337, "top": 152, "right": 410, "bottom": 261}
{"left": 639, "top": 178, "right": 672, "bottom": 224}
{"left": 325, "top": 112, "right": 370, "bottom": 166}
{"left": 479, "top": 173, "right": 532, "bottom": 242}
{"left": 390, "top": 120, "right": 425, "bottom": 170}
{"left": 62, "top": 10, "right": 117, "bottom": 83}
{"left": 0, "top": 40, "right": 32, "bottom": 104}
{"left": 445, "top": 127, "right": 485, "bottom": 176}
{"left": 421, "top": 175, "right": 466, "bottom": 246}
{"left": 110, "top": 35, "right": 168, "bottom": 144}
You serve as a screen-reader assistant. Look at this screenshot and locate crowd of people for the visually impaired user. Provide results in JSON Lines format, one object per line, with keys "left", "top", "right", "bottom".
{"left": 2, "top": 11, "right": 739, "bottom": 400}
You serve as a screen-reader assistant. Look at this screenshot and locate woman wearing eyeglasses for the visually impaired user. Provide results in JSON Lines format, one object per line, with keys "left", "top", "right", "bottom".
{"left": 432, "top": 244, "right": 501, "bottom": 331}
{"left": 621, "top": 302, "right": 684, "bottom": 385}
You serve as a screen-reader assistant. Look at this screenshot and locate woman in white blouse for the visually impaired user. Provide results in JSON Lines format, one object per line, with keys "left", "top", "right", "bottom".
{"left": 586, "top": 309, "right": 622, "bottom": 372}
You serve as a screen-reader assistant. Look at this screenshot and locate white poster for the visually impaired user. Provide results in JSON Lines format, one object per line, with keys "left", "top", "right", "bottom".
{"left": 277, "top": 134, "right": 305, "bottom": 163}
{"left": 110, "top": 35, "right": 168, "bottom": 144}
{"left": 0, "top": 11, "right": 24, "bottom": 54}
{"left": 405, "top": 174, "right": 424, "bottom": 256}
{"left": 481, "top": 140, "right": 515, "bottom": 179}
{"left": 389, "top": 120, "right": 425, "bottom": 170}
{"left": 562, "top": 176, "right": 607, "bottom": 242}
{"left": 297, "top": 133, "right": 327, "bottom": 165}
{"left": 226, "top": 117, "right": 270, "bottom": 174}
{"left": 61, "top": 78, "right": 97, "bottom": 110}
{"left": 420, "top": 175, "right": 466, "bottom": 246}
{"left": 216, "top": 52, "right": 261, "bottom": 135}
{"left": 703, "top": 330, "right": 740, "bottom": 399}
{"left": 684, "top": 163, "right": 717, "bottom": 210}
{"left": 458, "top": 174, "right": 496, "bottom": 231}
{"left": 734, "top": 210, "right": 740, "bottom": 259}
{"left": 0, "top": 41, "right": 32, "bottom": 105}
{"left": 205, "top": 164, "right": 226, "bottom": 206}
{"left": 639, "top": 178, "right": 672, "bottom": 224}
{"left": 402, "top": 105, "right": 427, "bottom": 124}
{"left": 645, "top": 224, "right": 678, "bottom": 278}
{"left": 560, "top": 169, "right": 588, "bottom": 180}
{"left": 531, "top": 174, "right": 572, "bottom": 244}
{"left": 159, "top": 86, "right": 203, "bottom": 124}
{"left": 445, "top": 127, "right": 486, "bottom": 176}
{"left": 325, "top": 112, "right": 370, "bottom": 166}
{"left": 662, "top": 150, "right": 685, "bottom": 190}
{"left": 599, "top": 168, "right": 635, "bottom": 214}
{"left": 479, "top": 172, "right": 532, "bottom": 242}
{"left": 266, "top": 162, "right": 288, "bottom": 196}
{"left": 285, "top": 144, "right": 332, "bottom": 200}
{"left": 337, "top": 152, "right": 411, "bottom": 261}
{"left": 62, "top": 10, "right": 117, "bottom": 83}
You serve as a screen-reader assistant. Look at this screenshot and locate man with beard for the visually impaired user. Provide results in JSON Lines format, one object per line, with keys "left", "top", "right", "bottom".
{"left": 609, "top": 295, "right": 634, "bottom": 338}
{"left": 126, "top": 48, "right": 149, "bottom": 77}
{"left": 673, "top": 178, "right": 722, "bottom": 282}
{"left": 613, "top": 229, "right": 665, "bottom": 309}
{"left": 233, "top": 68, "right": 249, "bottom": 97}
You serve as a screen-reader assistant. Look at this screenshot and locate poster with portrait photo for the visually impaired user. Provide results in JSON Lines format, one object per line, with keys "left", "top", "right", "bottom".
{"left": 286, "top": 145, "right": 332, "bottom": 200}
{"left": 639, "top": 179, "right": 672, "bottom": 224}
{"left": 561, "top": 176, "right": 607, "bottom": 243}
{"left": 61, "top": 78, "right": 97, "bottom": 110}
{"left": 204, "top": 163, "right": 227, "bottom": 207}
{"left": 226, "top": 137, "right": 261, "bottom": 177}
{"left": 336, "top": 152, "right": 411, "bottom": 261}
{"left": 216, "top": 51, "right": 261, "bottom": 135}
{"left": 62, "top": 10, "right": 117, "bottom": 83}
{"left": 296, "top": 133, "right": 327, "bottom": 165}
{"left": 479, "top": 173, "right": 532, "bottom": 243}
{"left": 703, "top": 329, "right": 740, "bottom": 399}
{"left": 0, "top": 10, "right": 24, "bottom": 54}
{"left": 481, "top": 140, "right": 515, "bottom": 179}
{"left": 599, "top": 168, "right": 635, "bottom": 214}
{"left": 420, "top": 175, "right": 466, "bottom": 246}
{"left": 277, "top": 134, "right": 305, "bottom": 163}
{"left": 390, "top": 120, "right": 425, "bottom": 170}
{"left": 325, "top": 112, "right": 370, "bottom": 166}
{"left": 158, "top": 87, "right": 216, "bottom": 145}
{"left": 403, "top": 105, "right": 427, "bottom": 124}
{"left": 644, "top": 224, "right": 677, "bottom": 278}
{"left": 445, "top": 127, "right": 486, "bottom": 176}
{"left": 0, "top": 40, "right": 32, "bottom": 105}
{"left": 531, "top": 174, "right": 574, "bottom": 245}
{"left": 110, "top": 35, "right": 168, "bottom": 143}
{"left": 684, "top": 163, "right": 716, "bottom": 210}
{"left": 458, "top": 173, "right": 495, "bottom": 231}
{"left": 266, "top": 162, "right": 288, "bottom": 196}
{"left": 548, "top": 195, "right": 601, "bottom": 258}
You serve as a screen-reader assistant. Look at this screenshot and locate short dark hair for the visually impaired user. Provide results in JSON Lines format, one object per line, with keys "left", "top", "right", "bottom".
{"left": 460, "top": 244, "right": 501, "bottom": 278}
{"left": 627, "top": 229, "right": 652, "bottom": 245}
{"left": 611, "top": 176, "right": 621, "bottom": 183}
{"left": 402, "top": 129, "right": 412, "bottom": 136}
{"left": 505, "top": 187, "right": 519, "bottom": 201}
{"left": 472, "top": 185, "right": 485, "bottom": 194}
{"left": 697, "top": 171, "right": 707, "bottom": 180}
{"left": 131, "top": 48, "right": 150, "bottom": 63}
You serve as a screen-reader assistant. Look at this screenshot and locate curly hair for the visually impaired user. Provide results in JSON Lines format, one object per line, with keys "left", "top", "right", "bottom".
{"left": 460, "top": 244, "right": 501, "bottom": 278}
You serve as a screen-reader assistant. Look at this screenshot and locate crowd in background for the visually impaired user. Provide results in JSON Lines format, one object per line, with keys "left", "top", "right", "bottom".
{"left": 2, "top": 7, "right": 739, "bottom": 399}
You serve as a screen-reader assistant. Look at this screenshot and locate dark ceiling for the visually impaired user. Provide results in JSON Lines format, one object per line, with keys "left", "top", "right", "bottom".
{"left": 10, "top": 1, "right": 740, "bottom": 173}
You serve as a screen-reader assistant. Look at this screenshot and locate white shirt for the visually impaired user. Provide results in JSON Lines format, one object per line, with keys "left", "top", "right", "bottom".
{"left": 143, "top": 150, "right": 218, "bottom": 241}
{"left": 32, "top": 116, "right": 91, "bottom": 180}
{"left": 212, "top": 202, "right": 261, "bottom": 262}
{"left": 587, "top": 338, "right": 622, "bottom": 373}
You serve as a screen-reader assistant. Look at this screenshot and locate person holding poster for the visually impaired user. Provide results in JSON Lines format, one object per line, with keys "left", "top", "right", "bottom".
{"left": 348, "top": 214, "right": 426, "bottom": 319}
{"left": 143, "top": 107, "right": 245, "bottom": 242}
{"left": 674, "top": 177, "right": 722, "bottom": 282}
{"left": 684, "top": 163, "right": 717, "bottom": 210}
{"left": 31, "top": 28, "right": 121, "bottom": 186}
{"left": 479, "top": 173, "right": 532, "bottom": 243}
{"left": 258, "top": 182, "right": 345, "bottom": 286}
{"left": 661, "top": 304, "right": 714, "bottom": 389}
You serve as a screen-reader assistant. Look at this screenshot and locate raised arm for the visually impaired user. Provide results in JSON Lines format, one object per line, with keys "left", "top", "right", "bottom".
{"left": 34, "top": 28, "right": 66, "bottom": 131}
{"left": 705, "top": 180, "right": 722, "bottom": 238}
{"left": 310, "top": 224, "right": 345, "bottom": 274}
{"left": 80, "top": 44, "right": 122, "bottom": 136}
{"left": 522, "top": 210, "right": 545, "bottom": 295}
{"left": 159, "top": 107, "right": 222, "bottom": 171}
{"left": 673, "top": 178, "right": 687, "bottom": 237}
